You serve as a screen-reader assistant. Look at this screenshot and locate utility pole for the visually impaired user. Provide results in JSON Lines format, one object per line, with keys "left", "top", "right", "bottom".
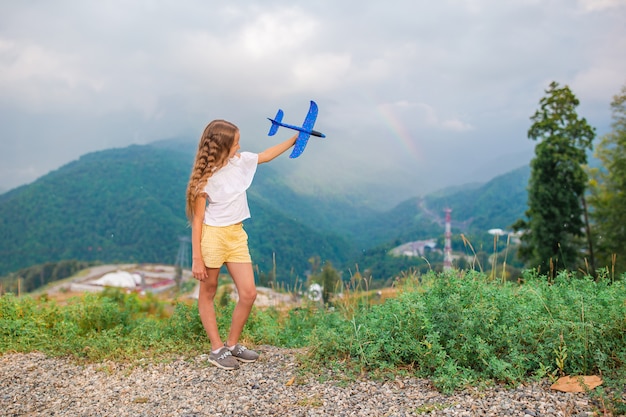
{"left": 175, "top": 236, "right": 191, "bottom": 288}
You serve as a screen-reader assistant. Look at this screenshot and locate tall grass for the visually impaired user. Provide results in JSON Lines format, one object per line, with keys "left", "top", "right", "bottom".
{"left": 313, "top": 271, "right": 625, "bottom": 379}
{"left": 1, "top": 270, "right": 624, "bottom": 412}
{"left": 308, "top": 270, "right": 626, "bottom": 412}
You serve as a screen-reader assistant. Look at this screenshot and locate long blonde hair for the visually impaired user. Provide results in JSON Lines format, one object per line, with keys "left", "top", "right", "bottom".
{"left": 185, "top": 119, "right": 238, "bottom": 221}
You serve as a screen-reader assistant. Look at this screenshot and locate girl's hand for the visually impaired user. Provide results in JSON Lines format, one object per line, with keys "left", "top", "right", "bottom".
{"left": 192, "top": 258, "right": 208, "bottom": 281}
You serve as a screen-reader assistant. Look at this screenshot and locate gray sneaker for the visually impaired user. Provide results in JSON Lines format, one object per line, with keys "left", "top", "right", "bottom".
{"left": 228, "top": 344, "right": 259, "bottom": 363}
{"left": 208, "top": 347, "right": 240, "bottom": 370}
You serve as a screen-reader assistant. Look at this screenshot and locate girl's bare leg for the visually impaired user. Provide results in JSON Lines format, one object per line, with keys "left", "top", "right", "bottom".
{"left": 197, "top": 267, "right": 224, "bottom": 351}
{"left": 224, "top": 262, "right": 257, "bottom": 346}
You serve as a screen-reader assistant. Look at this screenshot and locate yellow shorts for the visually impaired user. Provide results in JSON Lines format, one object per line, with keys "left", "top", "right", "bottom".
{"left": 201, "top": 223, "right": 252, "bottom": 268}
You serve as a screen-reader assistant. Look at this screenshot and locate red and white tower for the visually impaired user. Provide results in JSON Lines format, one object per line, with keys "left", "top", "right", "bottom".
{"left": 443, "top": 208, "right": 452, "bottom": 270}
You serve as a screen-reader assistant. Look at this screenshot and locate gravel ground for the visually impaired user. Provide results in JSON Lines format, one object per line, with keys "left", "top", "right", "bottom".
{"left": 0, "top": 347, "right": 602, "bottom": 417}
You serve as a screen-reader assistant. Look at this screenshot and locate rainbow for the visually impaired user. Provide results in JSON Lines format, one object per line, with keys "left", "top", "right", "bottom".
{"left": 374, "top": 100, "right": 423, "bottom": 162}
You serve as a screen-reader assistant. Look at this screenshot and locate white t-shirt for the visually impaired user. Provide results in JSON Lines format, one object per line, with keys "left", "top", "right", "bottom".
{"left": 203, "top": 152, "right": 259, "bottom": 226}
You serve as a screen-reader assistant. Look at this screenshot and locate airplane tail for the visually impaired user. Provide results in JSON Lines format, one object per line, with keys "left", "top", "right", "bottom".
{"left": 267, "top": 109, "right": 284, "bottom": 136}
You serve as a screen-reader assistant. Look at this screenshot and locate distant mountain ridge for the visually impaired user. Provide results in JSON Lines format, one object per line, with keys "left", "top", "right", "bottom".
{"left": 0, "top": 140, "right": 530, "bottom": 284}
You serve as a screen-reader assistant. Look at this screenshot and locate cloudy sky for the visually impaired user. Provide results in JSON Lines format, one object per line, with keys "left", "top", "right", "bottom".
{"left": 1, "top": 0, "right": 625, "bottom": 207}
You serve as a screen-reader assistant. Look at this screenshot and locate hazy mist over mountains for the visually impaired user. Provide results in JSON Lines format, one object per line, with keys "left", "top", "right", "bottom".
{"left": 0, "top": 138, "right": 531, "bottom": 281}
{"left": 0, "top": 134, "right": 534, "bottom": 211}
{"left": 149, "top": 136, "right": 534, "bottom": 211}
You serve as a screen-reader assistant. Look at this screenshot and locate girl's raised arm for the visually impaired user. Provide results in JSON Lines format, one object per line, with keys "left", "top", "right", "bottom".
{"left": 258, "top": 133, "right": 298, "bottom": 164}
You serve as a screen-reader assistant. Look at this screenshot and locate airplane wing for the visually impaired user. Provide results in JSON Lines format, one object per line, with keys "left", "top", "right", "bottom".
{"left": 289, "top": 101, "right": 318, "bottom": 158}
{"left": 289, "top": 131, "right": 311, "bottom": 158}
{"left": 301, "top": 100, "right": 319, "bottom": 132}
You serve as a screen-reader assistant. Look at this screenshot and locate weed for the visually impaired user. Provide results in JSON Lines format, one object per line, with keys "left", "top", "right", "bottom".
{"left": 415, "top": 402, "right": 456, "bottom": 413}
{"left": 296, "top": 394, "right": 323, "bottom": 408}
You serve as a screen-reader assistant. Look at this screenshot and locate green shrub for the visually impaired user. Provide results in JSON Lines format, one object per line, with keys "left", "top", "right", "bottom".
{"left": 1, "top": 271, "right": 624, "bottom": 412}
{"left": 310, "top": 270, "right": 626, "bottom": 395}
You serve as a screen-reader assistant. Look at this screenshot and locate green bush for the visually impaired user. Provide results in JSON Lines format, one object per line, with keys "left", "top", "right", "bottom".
{"left": 1, "top": 271, "right": 624, "bottom": 412}
{"left": 244, "top": 303, "right": 322, "bottom": 347}
{"left": 309, "top": 270, "right": 626, "bottom": 396}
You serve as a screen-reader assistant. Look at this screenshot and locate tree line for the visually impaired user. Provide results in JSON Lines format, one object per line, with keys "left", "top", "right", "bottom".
{"left": 0, "top": 260, "right": 97, "bottom": 295}
{"left": 513, "top": 81, "right": 626, "bottom": 279}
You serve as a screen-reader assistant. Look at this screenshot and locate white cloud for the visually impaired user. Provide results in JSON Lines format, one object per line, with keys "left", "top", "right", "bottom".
{"left": 0, "top": 0, "right": 624, "bottom": 202}
{"left": 442, "top": 119, "right": 475, "bottom": 133}
{"left": 577, "top": 0, "right": 626, "bottom": 11}
{"left": 291, "top": 54, "right": 352, "bottom": 93}
{"left": 0, "top": 38, "right": 104, "bottom": 109}
{"left": 240, "top": 9, "right": 318, "bottom": 58}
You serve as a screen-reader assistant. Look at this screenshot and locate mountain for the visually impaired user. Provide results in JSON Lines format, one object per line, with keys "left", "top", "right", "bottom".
{"left": 424, "top": 165, "right": 530, "bottom": 232}
{"left": 0, "top": 140, "right": 531, "bottom": 286}
{"left": 0, "top": 145, "right": 190, "bottom": 275}
{"left": 334, "top": 165, "right": 530, "bottom": 249}
{"left": 0, "top": 144, "right": 354, "bottom": 283}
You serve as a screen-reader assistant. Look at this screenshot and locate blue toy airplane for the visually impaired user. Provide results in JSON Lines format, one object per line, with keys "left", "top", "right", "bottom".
{"left": 267, "top": 100, "right": 326, "bottom": 158}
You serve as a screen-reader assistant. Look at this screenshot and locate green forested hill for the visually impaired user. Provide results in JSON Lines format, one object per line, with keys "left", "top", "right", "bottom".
{"left": 0, "top": 144, "right": 353, "bottom": 283}
{"left": 339, "top": 166, "right": 530, "bottom": 249}
{"left": 423, "top": 165, "right": 530, "bottom": 232}
{"left": 340, "top": 166, "right": 530, "bottom": 282}
{"left": 0, "top": 145, "right": 190, "bottom": 274}
{"left": 0, "top": 140, "right": 530, "bottom": 286}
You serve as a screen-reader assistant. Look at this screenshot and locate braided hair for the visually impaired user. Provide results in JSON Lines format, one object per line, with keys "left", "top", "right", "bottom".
{"left": 185, "top": 120, "right": 238, "bottom": 221}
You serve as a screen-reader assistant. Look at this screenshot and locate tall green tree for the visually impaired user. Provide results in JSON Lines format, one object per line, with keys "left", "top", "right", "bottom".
{"left": 513, "top": 81, "right": 595, "bottom": 276}
{"left": 587, "top": 84, "right": 626, "bottom": 276}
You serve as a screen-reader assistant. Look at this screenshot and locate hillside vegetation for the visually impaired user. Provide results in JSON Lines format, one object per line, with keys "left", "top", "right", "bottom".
{"left": 0, "top": 141, "right": 529, "bottom": 287}
{"left": 1, "top": 271, "right": 624, "bottom": 413}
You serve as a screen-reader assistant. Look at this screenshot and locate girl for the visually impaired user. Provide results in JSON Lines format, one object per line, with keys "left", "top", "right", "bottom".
{"left": 186, "top": 119, "right": 297, "bottom": 370}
